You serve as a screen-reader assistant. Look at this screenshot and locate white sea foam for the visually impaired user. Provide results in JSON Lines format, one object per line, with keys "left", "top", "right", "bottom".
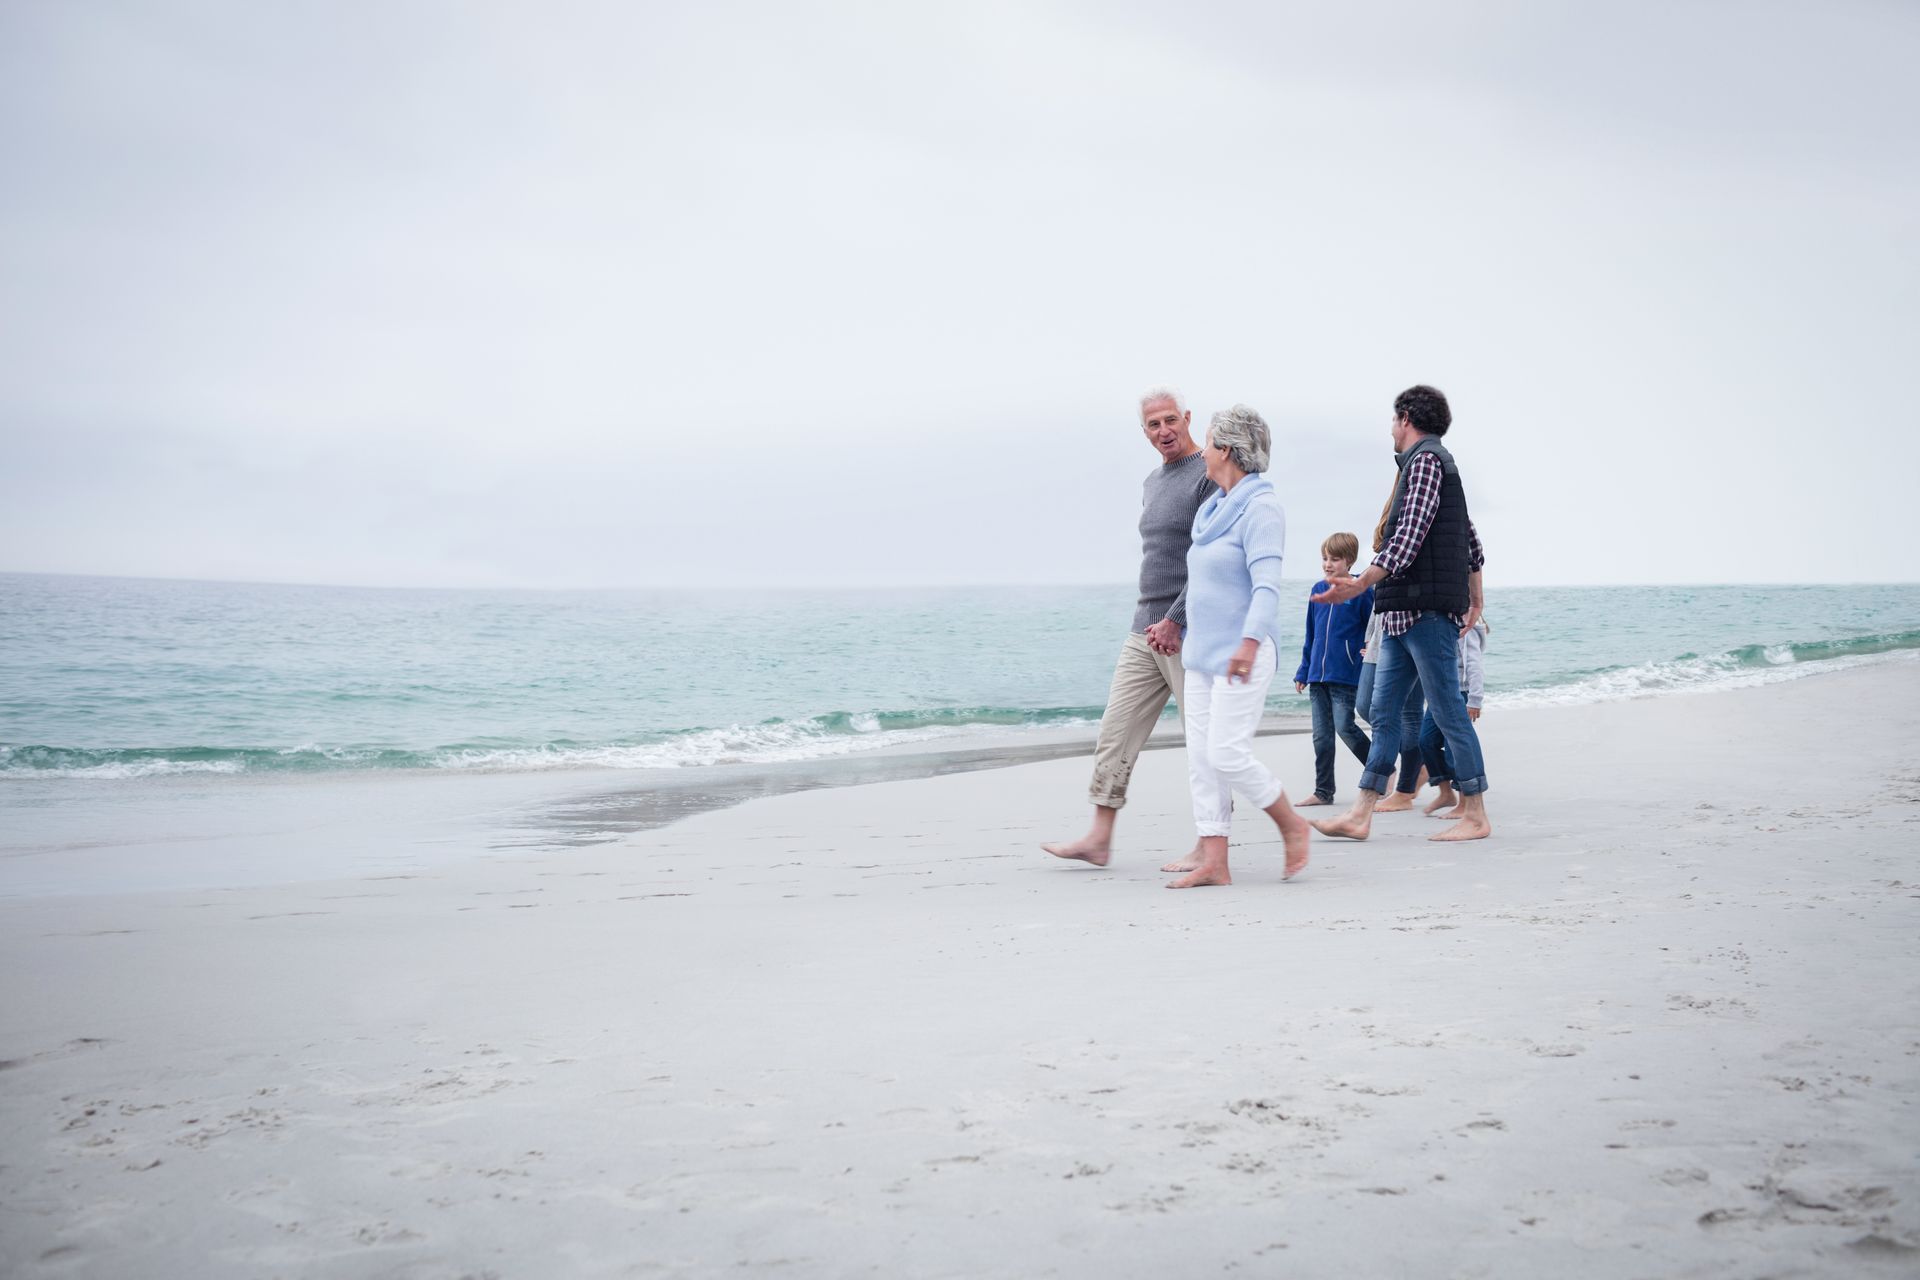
{"left": 1487, "top": 644, "right": 1919, "bottom": 710}
{"left": 420, "top": 717, "right": 1085, "bottom": 773}
{"left": 13, "top": 757, "right": 250, "bottom": 781}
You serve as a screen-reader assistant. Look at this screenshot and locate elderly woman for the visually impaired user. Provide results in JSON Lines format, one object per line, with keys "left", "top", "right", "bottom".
{"left": 1166, "top": 405, "right": 1313, "bottom": 888}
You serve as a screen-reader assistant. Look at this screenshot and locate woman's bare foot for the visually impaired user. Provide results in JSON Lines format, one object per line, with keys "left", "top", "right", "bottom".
{"left": 1281, "top": 826, "right": 1310, "bottom": 880}
{"left": 1167, "top": 836, "right": 1231, "bottom": 887}
{"left": 1375, "top": 791, "right": 1415, "bottom": 813}
{"left": 1433, "top": 803, "right": 1467, "bottom": 821}
{"left": 1295, "top": 794, "right": 1334, "bottom": 807}
{"left": 1160, "top": 840, "right": 1205, "bottom": 874}
{"left": 1429, "top": 795, "right": 1492, "bottom": 842}
{"left": 1422, "top": 787, "right": 1458, "bottom": 815}
{"left": 1265, "top": 795, "right": 1312, "bottom": 880}
{"left": 1042, "top": 838, "right": 1110, "bottom": 867}
{"left": 1166, "top": 863, "right": 1232, "bottom": 888}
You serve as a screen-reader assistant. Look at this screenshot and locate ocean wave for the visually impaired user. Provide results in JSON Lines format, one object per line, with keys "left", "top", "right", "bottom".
{"left": 0, "top": 705, "right": 1104, "bottom": 780}
{"left": 1489, "top": 628, "right": 1920, "bottom": 709}
{"left": 9, "top": 627, "right": 1918, "bottom": 778}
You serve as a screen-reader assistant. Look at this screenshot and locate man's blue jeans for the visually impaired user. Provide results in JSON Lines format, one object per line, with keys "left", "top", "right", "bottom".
{"left": 1420, "top": 700, "right": 1457, "bottom": 784}
{"left": 1359, "top": 663, "right": 1425, "bottom": 794}
{"left": 1308, "top": 681, "right": 1371, "bottom": 800}
{"left": 1359, "top": 613, "right": 1488, "bottom": 796}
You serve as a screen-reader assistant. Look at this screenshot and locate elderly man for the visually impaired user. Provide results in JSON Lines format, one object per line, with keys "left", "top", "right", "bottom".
{"left": 1044, "top": 387, "right": 1218, "bottom": 869}
{"left": 1310, "top": 384, "right": 1491, "bottom": 843}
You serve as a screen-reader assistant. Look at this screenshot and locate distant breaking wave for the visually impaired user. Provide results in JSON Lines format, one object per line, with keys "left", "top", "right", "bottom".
{"left": 6, "top": 628, "right": 1918, "bottom": 780}
{"left": 1489, "top": 627, "right": 1920, "bottom": 709}
{"left": 0, "top": 705, "right": 1106, "bottom": 780}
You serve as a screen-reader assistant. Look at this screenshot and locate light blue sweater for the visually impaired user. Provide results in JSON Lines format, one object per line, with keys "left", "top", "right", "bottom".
{"left": 1182, "top": 474, "right": 1287, "bottom": 676}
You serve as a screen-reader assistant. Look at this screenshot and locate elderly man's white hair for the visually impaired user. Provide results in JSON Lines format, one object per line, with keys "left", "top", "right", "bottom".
{"left": 1208, "top": 404, "right": 1271, "bottom": 474}
{"left": 1138, "top": 385, "right": 1186, "bottom": 418}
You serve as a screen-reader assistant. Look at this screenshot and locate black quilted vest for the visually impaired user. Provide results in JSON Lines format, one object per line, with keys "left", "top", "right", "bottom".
{"left": 1374, "top": 436, "right": 1472, "bottom": 616}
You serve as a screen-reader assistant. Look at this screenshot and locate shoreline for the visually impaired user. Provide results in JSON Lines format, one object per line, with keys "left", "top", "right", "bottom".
{"left": 0, "top": 717, "right": 1309, "bottom": 900}
{"left": 2, "top": 663, "right": 1916, "bottom": 1276}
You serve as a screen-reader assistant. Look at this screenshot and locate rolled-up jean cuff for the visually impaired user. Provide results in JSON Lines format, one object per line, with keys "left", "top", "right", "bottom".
{"left": 1195, "top": 821, "right": 1232, "bottom": 838}
{"left": 1358, "top": 768, "right": 1396, "bottom": 794}
{"left": 1088, "top": 789, "right": 1127, "bottom": 809}
{"left": 1454, "top": 775, "right": 1488, "bottom": 796}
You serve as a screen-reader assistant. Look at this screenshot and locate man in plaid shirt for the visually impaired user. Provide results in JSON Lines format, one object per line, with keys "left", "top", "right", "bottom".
{"left": 1308, "top": 385, "right": 1492, "bottom": 843}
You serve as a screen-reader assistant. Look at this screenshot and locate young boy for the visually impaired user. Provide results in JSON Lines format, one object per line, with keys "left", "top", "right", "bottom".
{"left": 1294, "top": 533, "right": 1374, "bottom": 806}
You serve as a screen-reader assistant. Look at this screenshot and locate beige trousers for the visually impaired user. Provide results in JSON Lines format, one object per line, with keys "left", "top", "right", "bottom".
{"left": 1087, "top": 631, "right": 1186, "bottom": 809}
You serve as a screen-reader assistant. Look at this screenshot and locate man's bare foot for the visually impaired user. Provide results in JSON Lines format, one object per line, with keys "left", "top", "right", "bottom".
{"left": 1310, "top": 813, "right": 1371, "bottom": 840}
{"left": 1429, "top": 795, "right": 1491, "bottom": 842}
{"left": 1166, "top": 864, "right": 1231, "bottom": 888}
{"left": 1422, "top": 788, "right": 1458, "bottom": 815}
{"left": 1432, "top": 803, "right": 1467, "bottom": 821}
{"left": 1041, "top": 839, "right": 1110, "bottom": 867}
{"left": 1375, "top": 792, "right": 1415, "bottom": 813}
{"left": 1160, "top": 841, "right": 1205, "bottom": 873}
{"left": 1295, "top": 794, "right": 1334, "bottom": 807}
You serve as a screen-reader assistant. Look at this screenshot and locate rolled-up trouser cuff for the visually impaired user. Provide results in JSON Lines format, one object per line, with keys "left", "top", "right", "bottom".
{"left": 1195, "top": 821, "right": 1232, "bottom": 838}
{"left": 1358, "top": 768, "right": 1397, "bottom": 794}
{"left": 1089, "top": 788, "right": 1128, "bottom": 809}
{"left": 1454, "top": 775, "right": 1488, "bottom": 796}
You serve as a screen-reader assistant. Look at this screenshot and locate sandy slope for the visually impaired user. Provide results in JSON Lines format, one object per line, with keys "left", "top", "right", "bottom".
{"left": 2, "top": 664, "right": 1917, "bottom": 1278}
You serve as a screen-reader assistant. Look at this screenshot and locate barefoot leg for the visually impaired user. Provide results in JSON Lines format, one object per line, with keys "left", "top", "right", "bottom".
{"left": 1375, "top": 789, "right": 1415, "bottom": 813}
{"left": 1295, "top": 793, "right": 1334, "bottom": 807}
{"left": 1167, "top": 835, "right": 1232, "bottom": 888}
{"left": 1265, "top": 794, "right": 1312, "bottom": 880}
{"left": 1422, "top": 783, "right": 1458, "bottom": 816}
{"left": 1042, "top": 805, "right": 1117, "bottom": 867}
{"left": 1430, "top": 793, "right": 1492, "bottom": 842}
{"left": 1310, "top": 790, "right": 1380, "bottom": 841}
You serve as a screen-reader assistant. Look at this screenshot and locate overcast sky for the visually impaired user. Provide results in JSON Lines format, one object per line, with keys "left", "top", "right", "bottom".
{"left": 1, "top": 0, "right": 1911, "bottom": 590}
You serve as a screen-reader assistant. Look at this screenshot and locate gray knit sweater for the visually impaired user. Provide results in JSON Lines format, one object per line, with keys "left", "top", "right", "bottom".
{"left": 1131, "top": 451, "right": 1217, "bottom": 633}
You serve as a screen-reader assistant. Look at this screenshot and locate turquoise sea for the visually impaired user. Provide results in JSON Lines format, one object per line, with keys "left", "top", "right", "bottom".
{"left": 5, "top": 572, "right": 1920, "bottom": 781}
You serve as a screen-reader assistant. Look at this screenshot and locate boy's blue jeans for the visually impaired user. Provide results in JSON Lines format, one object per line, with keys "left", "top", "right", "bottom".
{"left": 1308, "top": 681, "right": 1371, "bottom": 800}
{"left": 1360, "top": 613, "right": 1489, "bottom": 796}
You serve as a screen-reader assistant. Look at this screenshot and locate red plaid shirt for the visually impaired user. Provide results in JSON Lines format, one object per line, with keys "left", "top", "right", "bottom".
{"left": 1371, "top": 451, "right": 1484, "bottom": 637}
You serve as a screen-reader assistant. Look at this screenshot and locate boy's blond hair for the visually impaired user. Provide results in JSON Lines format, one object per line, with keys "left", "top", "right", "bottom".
{"left": 1321, "top": 531, "right": 1360, "bottom": 564}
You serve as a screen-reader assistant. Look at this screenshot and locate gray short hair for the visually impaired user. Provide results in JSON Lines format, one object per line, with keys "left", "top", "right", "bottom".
{"left": 1138, "top": 385, "right": 1186, "bottom": 418}
{"left": 1208, "top": 404, "right": 1271, "bottom": 473}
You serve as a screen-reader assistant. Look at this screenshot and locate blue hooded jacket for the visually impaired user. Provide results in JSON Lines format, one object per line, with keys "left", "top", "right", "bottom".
{"left": 1293, "top": 578, "right": 1373, "bottom": 686}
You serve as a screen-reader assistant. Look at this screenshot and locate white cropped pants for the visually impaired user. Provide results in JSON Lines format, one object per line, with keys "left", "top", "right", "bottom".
{"left": 1184, "top": 637, "right": 1284, "bottom": 838}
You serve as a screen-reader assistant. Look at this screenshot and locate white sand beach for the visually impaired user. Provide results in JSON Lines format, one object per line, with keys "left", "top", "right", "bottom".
{"left": 3, "top": 664, "right": 1917, "bottom": 1278}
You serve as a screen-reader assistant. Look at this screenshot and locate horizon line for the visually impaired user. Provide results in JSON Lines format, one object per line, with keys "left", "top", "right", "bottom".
{"left": 3, "top": 568, "right": 1916, "bottom": 594}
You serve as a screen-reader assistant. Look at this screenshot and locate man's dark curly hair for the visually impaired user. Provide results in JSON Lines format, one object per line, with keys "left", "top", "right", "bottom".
{"left": 1393, "top": 384, "right": 1452, "bottom": 437}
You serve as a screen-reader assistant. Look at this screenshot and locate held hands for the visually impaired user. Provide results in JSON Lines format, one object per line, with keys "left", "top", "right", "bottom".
{"left": 1227, "top": 638, "right": 1261, "bottom": 684}
{"left": 1459, "top": 603, "right": 1483, "bottom": 638}
{"left": 1145, "top": 617, "right": 1182, "bottom": 655}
